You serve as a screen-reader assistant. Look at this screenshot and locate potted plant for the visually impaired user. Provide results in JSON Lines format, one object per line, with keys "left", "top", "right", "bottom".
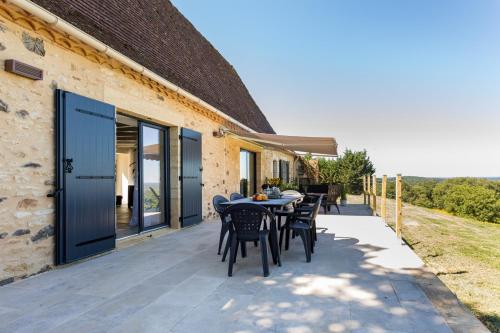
{"left": 340, "top": 184, "right": 347, "bottom": 206}
{"left": 267, "top": 177, "right": 281, "bottom": 188}
{"left": 318, "top": 157, "right": 349, "bottom": 206}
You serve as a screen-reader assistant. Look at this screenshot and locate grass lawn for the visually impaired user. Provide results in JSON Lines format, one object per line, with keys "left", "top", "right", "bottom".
{"left": 349, "top": 195, "right": 500, "bottom": 332}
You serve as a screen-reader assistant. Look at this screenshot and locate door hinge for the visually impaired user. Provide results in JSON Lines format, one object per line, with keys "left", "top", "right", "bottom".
{"left": 47, "top": 188, "right": 63, "bottom": 197}
{"left": 178, "top": 176, "right": 182, "bottom": 182}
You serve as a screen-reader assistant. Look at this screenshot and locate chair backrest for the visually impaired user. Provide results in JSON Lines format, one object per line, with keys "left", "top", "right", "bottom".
{"left": 301, "top": 194, "right": 320, "bottom": 204}
{"left": 222, "top": 203, "right": 275, "bottom": 241}
{"left": 311, "top": 194, "right": 324, "bottom": 221}
{"left": 327, "top": 184, "right": 341, "bottom": 202}
{"left": 212, "top": 195, "right": 229, "bottom": 215}
{"left": 305, "top": 184, "right": 329, "bottom": 194}
{"left": 282, "top": 190, "right": 301, "bottom": 196}
{"left": 230, "top": 192, "right": 245, "bottom": 201}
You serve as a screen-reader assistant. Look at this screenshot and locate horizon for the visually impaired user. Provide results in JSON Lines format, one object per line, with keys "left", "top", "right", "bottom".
{"left": 172, "top": 0, "right": 500, "bottom": 178}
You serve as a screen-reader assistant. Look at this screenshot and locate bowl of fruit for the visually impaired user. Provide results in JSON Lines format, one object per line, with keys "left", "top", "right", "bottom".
{"left": 252, "top": 193, "right": 268, "bottom": 201}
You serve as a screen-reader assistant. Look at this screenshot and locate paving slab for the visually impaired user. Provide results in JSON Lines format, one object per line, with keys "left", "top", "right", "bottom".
{"left": 0, "top": 212, "right": 472, "bottom": 332}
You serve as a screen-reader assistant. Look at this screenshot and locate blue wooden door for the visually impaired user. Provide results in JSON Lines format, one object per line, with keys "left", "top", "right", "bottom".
{"left": 55, "top": 90, "right": 116, "bottom": 264}
{"left": 181, "top": 128, "right": 202, "bottom": 227}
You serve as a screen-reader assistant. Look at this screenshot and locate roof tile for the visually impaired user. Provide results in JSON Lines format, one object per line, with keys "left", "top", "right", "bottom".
{"left": 31, "top": 0, "right": 274, "bottom": 133}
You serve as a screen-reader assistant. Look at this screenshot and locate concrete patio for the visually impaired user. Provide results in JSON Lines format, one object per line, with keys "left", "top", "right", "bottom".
{"left": 0, "top": 212, "right": 456, "bottom": 333}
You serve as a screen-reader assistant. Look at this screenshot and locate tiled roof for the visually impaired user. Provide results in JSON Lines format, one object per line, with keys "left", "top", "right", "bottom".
{"left": 31, "top": 0, "right": 275, "bottom": 133}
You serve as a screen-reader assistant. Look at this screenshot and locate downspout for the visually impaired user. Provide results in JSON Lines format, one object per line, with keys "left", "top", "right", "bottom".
{"left": 7, "top": 0, "right": 257, "bottom": 134}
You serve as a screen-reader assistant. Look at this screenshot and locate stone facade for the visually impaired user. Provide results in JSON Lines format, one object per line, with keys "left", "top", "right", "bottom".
{"left": 0, "top": 6, "right": 295, "bottom": 283}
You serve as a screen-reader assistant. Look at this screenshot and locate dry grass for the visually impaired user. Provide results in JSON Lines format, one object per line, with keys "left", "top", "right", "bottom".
{"left": 349, "top": 195, "right": 500, "bottom": 332}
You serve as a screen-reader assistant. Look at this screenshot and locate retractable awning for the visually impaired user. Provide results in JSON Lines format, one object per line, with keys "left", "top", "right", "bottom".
{"left": 229, "top": 131, "right": 338, "bottom": 156}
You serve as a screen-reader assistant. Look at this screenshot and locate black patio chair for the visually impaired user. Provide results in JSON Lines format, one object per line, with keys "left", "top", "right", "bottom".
{"left": 230, "top": 192, "right": 245, "bottom": 201}
{"left": 222, "top": 203, "right": 281, "bottom": 277}
{"left": 299, "top": 194, "right": 320, "bottom": 206}
{"left": 214, "top": 195, "right": 256, "bottom": 257}
{"left": 281, "top": 194, "right": 319, "bottom": 241}
{"left": 274, "top": 192, "right": 303, "bottom": 230}
{"left": 213, "top": 195, "right": 230, "bottom": 255}
{"left": 279, "top": 194, "right": 324, "bottom": 262}
{"left": 297, "top": 194, "right": 322, "bottom": 241}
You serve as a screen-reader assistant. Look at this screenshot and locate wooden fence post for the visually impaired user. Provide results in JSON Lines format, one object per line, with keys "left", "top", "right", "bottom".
{"left": 367, "top": 175, "right": 372, "bottom": 209}
{"left": 395, "top": 174, "right": 402, "bottom": 238}
{"left": 372, "top": 175, "right": 377, "bottom": 216}
{"left": 362, "top": 175, "right": 367, "bottom": 205}
{"left": 381, "top": 175, "right": 387, "bottom": 220}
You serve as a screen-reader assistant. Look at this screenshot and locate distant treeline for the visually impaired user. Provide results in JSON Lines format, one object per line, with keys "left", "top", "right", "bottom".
{"left": 378, "top": 177, "right": 500, "bottom": 223}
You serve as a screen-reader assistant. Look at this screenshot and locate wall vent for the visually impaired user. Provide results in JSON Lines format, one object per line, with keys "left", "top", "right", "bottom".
{"left": 4, "top": 59, "right": 43, "bottom": 80}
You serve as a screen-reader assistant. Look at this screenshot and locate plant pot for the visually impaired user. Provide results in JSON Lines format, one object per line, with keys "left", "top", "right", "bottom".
{"left": 340, "top": 199, "right": 347, "bottom": 206}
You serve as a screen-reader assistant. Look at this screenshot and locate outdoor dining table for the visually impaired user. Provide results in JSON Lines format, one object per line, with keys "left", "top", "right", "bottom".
{"left": 220, "top": 195, "right": 303, "bottom": 211}
{"left": 220, "top": 195, "right": 303, "bottom": 264}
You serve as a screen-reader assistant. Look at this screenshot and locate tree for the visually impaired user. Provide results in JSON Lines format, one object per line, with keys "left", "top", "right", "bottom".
{"left": 317, "top": 149, "right": 375, "bottom": 194}
{"left": 442, "top": 184, "right": 499, "bottom": 223}
{"left": 339, "top": 149, "right": 375, "bottom": 194}
{"left": 433, "top": 178, "right": 500, "bottom": 209}
{"left": 318, "top": 158, "right": 341, "bottom": 184}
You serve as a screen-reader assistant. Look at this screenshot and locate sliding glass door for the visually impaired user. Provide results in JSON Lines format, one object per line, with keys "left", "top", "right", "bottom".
{"left": 240, "top": 150, "right": 256, "bottom": 197}
{"left": 139, "top": 123, "right": 168, "bottom": 230}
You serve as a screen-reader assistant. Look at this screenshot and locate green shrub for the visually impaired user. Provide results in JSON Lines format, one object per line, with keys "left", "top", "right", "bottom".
{"left": 442, "top": 184, "right": 499, "bottom": 223}
{"left": 280, "top": 182, "right": 299, "bottom": 191}
{"left": 433, "top": 178, "right": 500, "bottom": 209}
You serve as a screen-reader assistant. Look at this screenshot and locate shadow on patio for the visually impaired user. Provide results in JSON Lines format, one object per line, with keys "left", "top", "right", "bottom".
{"left": 0, "top": 213, "right": 454, "bottom": 333}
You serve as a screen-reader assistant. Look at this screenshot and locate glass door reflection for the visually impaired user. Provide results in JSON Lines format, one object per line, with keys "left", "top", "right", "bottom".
{"left": 140, "top": 125, "right": 166, "bottom": 229}
{"left": 240, "top": 150, "right": 256, "bottom": 197}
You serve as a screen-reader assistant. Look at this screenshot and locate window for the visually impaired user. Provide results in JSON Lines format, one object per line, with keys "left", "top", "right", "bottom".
{"left": 279, "top": 160, "right": 290, "bottom": 183}
{"left": 272, "top": 160, "right": 278, "bottom": 178}
{"left": 240, "top": 150, "right": 256, "bottom": 196}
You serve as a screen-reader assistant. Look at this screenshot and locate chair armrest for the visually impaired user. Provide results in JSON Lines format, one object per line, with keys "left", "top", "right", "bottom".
{"left": 220, "top": 215, "right": 231, "bottom": 224}
{"left": 295, "top": 206, "right": 313, "bottom": 212}
{"left": 259, "top": 229, "right": 270, "bottom": 236}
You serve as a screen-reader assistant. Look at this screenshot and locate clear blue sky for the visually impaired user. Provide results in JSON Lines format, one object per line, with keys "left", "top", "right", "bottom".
{"left": 172, "top": 0, "right": 500, "bottom": 177}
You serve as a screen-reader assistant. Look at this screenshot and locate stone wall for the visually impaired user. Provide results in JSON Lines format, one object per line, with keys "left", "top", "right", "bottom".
{"left": 0, "top": 11, "right": 295, "bottom": 283}
{"left": 260, "top": 149, "right": 297, "bottom": 185}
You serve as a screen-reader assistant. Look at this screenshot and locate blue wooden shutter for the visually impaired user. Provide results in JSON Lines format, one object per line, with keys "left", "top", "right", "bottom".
{"left": 180, "top": 128, "right": 202, "bottom": 227}
{"left": 55, "top": 90, "right": 116, "bottom": 264}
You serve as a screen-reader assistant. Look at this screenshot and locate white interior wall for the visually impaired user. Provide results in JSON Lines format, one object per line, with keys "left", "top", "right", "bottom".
{"left": 116, "top": 153, "right": 131, "bottom": 203}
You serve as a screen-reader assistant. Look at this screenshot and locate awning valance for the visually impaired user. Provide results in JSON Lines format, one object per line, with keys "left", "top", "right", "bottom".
{"left": 228, "top": 131, "right": 338, "bottom": 156}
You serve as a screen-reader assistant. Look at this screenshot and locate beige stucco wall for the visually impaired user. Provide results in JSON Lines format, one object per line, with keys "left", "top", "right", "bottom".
{"left": 0, "top": 13, "right": 295, "bottom": 283}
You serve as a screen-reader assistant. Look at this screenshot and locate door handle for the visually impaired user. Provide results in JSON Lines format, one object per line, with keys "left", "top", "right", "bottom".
{"left": 47, "top": 188, "right": 63, "bottom": 197}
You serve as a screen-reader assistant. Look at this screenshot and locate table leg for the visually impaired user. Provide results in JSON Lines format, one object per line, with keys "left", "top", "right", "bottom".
{"left": 272, "top": 227, "right": 281, "bottom": 266}
{"left": 268, "top": 210, "right": 281, "bottom": 266}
